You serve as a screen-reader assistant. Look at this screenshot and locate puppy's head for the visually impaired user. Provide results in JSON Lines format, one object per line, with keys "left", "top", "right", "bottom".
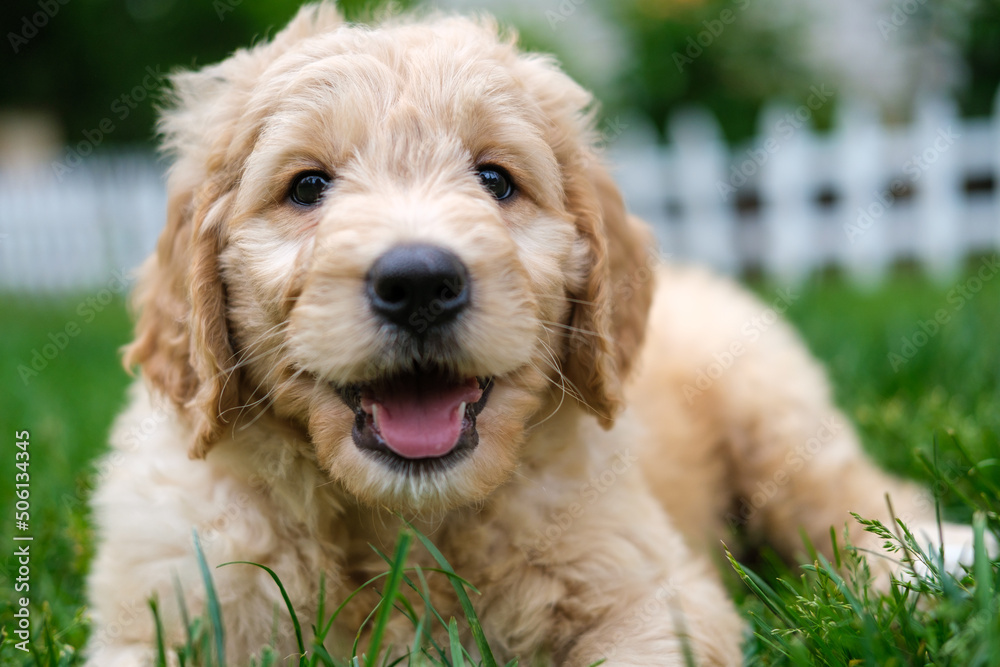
{"left": 127, "top": 3, "right": 654, "bottom": 511}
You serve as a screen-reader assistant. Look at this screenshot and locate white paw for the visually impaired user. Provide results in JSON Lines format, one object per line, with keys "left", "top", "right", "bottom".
{"left": 84, "top": 644, "right": 160, "bottom": 667}
{"left": 906, "top": 521, "right": 998, "bottom": 579}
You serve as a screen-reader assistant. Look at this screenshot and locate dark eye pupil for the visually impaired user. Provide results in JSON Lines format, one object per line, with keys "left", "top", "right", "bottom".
{"left": 477, "top": 167, "right": 513, "bottom": 200}
{"left": 290, "top": 172, "right": 330, "bottom": 206}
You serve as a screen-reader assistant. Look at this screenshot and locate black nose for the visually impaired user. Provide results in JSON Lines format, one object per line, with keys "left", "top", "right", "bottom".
{"left": 366, "top": 244, "right": 470, "bottom": 332}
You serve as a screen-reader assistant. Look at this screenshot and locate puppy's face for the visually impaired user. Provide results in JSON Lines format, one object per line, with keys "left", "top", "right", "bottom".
{"left": 129, "top": 6, "right": 653, "bottom": 512}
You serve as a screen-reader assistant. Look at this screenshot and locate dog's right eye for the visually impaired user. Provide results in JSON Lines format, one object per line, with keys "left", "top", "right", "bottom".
{"left": 289, "top": 171, "right": 332, "bottom": 206}
{"left": 476, "top": 165, "right": 514, "bottom": 201}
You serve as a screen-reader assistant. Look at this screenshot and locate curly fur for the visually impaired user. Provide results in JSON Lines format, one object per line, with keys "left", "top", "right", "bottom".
{"left": 86, "top": 5, "right": 967, "bottom": 666}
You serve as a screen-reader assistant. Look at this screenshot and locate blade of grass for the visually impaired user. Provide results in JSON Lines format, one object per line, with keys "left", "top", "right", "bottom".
{"left": 320, "top": 571, "right": 393, "bottom": 640}
{"left": 369, "top": 546, "right": 450, "bottom": 663}
{"left": 365, "top": 529, "right": 413, "bottom": 667}
{"left": 173, "top": 572, "right": 196, "bottom": 663}
{"left": 406, "top": 606, "right": 429, "bottom": 665}
{"left": 353, "top": 592, "right": 382, "bottom": 660}
{"left": 42, "top": 614, "right": 58, "bottom": 667}
{"left": 315, "top": 571, "right": 327, "bottom": 640}
{"left": 411, "top": 564, "right": 451, "bottom": 664}
{"left": 448, "top": 617, "right": 466, "bottom": 667}
{"left": 42, "top": 608, "right": 59, "bottom": 666}
{"left": 193, "top": 530, "right": 226, "bottom": 667}
{"left": 725, "top": 547, "right": 797, "bottom": 627}
{"left": 219, "top": 560, "right": 307, "bottom": 664}
{"left": 972, "top": 513, "right": 993, "bottom": 611}
{"left": 149, "top": 596, "right": 168, "bottom": 667}
{"left": 402, "top": 517, "right": 498, "bottom": 667}
{"left": 308, "top": 642, "right": 336, "bottom": 667}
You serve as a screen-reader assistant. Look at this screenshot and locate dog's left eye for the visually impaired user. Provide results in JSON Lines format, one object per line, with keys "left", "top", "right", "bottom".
{"left": 289, "top": 171, "right": 332, "bottom": 206}
{"left": 476, "top": 165, "right": 514, "bottom": 201}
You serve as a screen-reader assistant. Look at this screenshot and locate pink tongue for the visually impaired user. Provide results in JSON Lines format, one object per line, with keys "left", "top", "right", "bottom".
{"left": 368, "top": 378, "right": 482, "bottom": 459}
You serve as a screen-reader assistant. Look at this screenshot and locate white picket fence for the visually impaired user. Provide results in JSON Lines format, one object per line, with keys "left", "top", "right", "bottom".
{"left": 0, "top": 152, "right": 166, "bottom": 292}
{"left": 608, "top": 88, "right": 1000, "bottom": 282}
{"left": 1, "top": 89, "right": 998, "bottom": 293}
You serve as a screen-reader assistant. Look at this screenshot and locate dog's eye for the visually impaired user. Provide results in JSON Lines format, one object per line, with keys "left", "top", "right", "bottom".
{"left": 476, "top": 165, "right": 514, "bottom": 201}
{"left": 289, "top": 171, "right": 332, "bottom": 206}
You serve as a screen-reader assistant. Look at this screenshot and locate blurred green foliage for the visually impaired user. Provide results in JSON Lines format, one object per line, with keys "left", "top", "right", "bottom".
{"left": 2, "top": 0, "right": 413, "bottom": 146}
{"left": 610, "top": 0, "right": 819, "bottom": 143}
{"left": 4, "top": 0, "right": 999, "bottom": 149}
{"left": 960, "top": 0, "right": 1000, "bottom": 117}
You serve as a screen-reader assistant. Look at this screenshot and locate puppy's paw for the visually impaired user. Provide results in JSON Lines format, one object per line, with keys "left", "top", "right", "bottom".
{"left": 85, "top": 644, "right": 162, "bottom": 667}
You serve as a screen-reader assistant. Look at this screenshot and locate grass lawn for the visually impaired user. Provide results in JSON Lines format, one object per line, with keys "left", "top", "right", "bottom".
{"left": 1, "top": 260, "right": 998, "bottom": 665}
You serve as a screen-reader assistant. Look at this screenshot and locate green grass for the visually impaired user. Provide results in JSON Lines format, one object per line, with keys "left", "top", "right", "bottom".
{"left": 0, "top": 293, "right": 133, "bottom": 666}
{"left": 1, "top": 262, "right": 998, "bottom": 665}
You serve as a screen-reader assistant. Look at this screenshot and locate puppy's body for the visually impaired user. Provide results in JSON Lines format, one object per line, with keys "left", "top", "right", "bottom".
{"left": 87, "top": 6, "right": 951, "bottom": 666}
{"left": 89, "top": 264, "right": 934, "bottom": 667}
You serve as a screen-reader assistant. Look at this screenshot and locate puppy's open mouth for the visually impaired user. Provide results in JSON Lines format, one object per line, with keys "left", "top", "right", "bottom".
{"left": 337, "top": 370, "right": 494, "bottom": 468}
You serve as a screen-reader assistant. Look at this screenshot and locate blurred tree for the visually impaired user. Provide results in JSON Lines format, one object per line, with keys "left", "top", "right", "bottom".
{"left": 609, "top": 0, "right": 820, "bottom": 142}
{"left": 1, "top": 0, "right": 410, "bottom": 147}
{"left": 959, "top": 0, "right": 1000, "bottom": 117}
{"left": 1, "top": 0, "right": 996, "bottom": 149}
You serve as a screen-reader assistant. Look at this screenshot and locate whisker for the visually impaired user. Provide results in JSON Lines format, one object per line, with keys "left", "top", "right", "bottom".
{"left": 219, "top": 337, "right": 292, "bottom": 423}
{"left": 526, "top": 360, "right": 569, "bottom": 429}
{"left": 539, "top": 320, "right": 602, "bottom": 338}
{"left": 525, "top": 335, "right": 591, "bottom": 425}
{"left": 216, "top": 323, "right": 291, "bottom": 415}
{"left": 227, "top": 321, "right": 289, "bottom": 368}
{"left": 235, "top": 363, "right": 306, "bottom": 432}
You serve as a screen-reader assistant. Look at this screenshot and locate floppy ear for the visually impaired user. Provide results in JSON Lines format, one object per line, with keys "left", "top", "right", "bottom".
{"left": 124, "top": 182, "right": 240, "bottom": 459}
{"left": 510, "top": 51, "right": 656, "bottom": 426}
{"left": 124, "top": 3, "right": 346, "bottom": 457}
{"left": 562, "top": 159, "right": 656, "bottom": 428}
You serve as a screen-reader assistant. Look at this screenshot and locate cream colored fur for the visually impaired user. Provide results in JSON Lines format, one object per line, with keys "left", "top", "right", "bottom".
{"left": 86, "top": 5, "right": 966, "bottom": 666}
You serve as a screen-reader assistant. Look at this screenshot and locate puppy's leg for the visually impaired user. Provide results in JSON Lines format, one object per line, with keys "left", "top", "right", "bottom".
{"left": 557, "top": 562, "right": 742, "bottom": 667}
{"left": 85, "top": 390, "right": 324, "bottom": 665}
{"left": 496, "top": 442, "right": 743, "bottom": 666}
{"left": 642, "top": 266, "right": 958, "bottom": 572}
{"left": 716, "top": 334, "right": 977, "bottom": 575}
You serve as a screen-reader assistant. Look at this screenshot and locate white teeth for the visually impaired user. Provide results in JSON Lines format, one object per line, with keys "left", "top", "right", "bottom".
{"left": 372, "top": 404, "right": 381, "bottom": 432}
{"left": 457, "top": 402, "right": 466, "bottom": 420}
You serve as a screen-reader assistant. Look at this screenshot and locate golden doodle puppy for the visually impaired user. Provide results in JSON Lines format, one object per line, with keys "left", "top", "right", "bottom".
{"left": 86, "top": 4, "right": 972, "bottom": 665}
